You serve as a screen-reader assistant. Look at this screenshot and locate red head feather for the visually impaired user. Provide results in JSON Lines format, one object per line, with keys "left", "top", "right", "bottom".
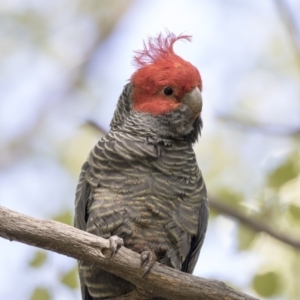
{"left": 131, "top": 32, "right": 202, "bottom": 115}
{"left": 133, "top": 32, "right": 192, "bottom": 67}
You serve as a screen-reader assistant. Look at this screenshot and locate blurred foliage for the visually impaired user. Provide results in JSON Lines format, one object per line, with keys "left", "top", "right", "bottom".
{"left": 60, "top": 126, "right": 101, "bottom": 175}
{"left": 252, "top": 271, "right": 281, "bottom": 297}
{"left": 53, "top": 210, "right": 73, "bottom": 226}
{"left": 217, "top": 189, "right": 243, "bottom": 208}
{"left": 1, "top": 1, "right": 300, "bottom": 300}
{"left": 237, "top": 225, "right": 257, "bottom": 251}
{"left": 29, "top": 251, "right": 48, "bottom": 268}
{"left": 60, "top": 266, "right": 79, "bottom": 289}
{"left": 30, "top": 288, "right": 51, "bottom": 300}
{"left": 243, "top": 149, "right": 300, "bottom": 299}
{"left": 267, "top": 153, "right": 299, "bottom": 188}
{"left": 209, "top": 189, "right": 243, "bottom": 219}
{"left": 288, "top": 204, "right": 300, "bottom": 222}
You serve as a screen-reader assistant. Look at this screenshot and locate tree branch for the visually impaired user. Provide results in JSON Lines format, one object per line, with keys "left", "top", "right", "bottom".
{"left": 209, "top": 197, "right": 300, "bottom": 250}
{"left": 0, "top": 205, "right": 258, "bottom": 300}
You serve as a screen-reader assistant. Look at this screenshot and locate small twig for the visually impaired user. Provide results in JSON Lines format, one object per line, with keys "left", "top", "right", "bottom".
{"left": 209, "top": 197, "right": 300, "bottom": 250}
{"left": 84, "top": 120, "right": 108, "bottom": 136}
{"left": 0, "top": 205, "right": 259, "bottom": 300}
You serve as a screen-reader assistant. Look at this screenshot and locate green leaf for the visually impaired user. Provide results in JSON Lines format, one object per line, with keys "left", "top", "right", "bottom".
{"left": 252, "top": 271, "right": 280, "bottom": 297}
{"left": 30, "top": 288, "right": 50, "bottom": 300}
{"left": 288, "top": 204, "right": 300, "bottom": 222}
{"left": 216, "top": 189, "right": 242, "bottom": 208}
{"left": 268, "top": 158, "right": 298, "bottom": 188}
{"left": 29, "top": 251, "right": 47, "bottom": 268}
{"left": 53, "top": 210, "right": 73, "bottom": 225}
{"left": 237, "top": 224, "right": 257, "bottom": 250}
{"left": 60, "top": 265, "right": 79, "bottom": 289}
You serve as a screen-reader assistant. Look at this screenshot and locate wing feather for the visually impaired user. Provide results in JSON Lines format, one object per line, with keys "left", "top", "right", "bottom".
{"left": 181, "top": 196, "right": 209, "bottom": 273}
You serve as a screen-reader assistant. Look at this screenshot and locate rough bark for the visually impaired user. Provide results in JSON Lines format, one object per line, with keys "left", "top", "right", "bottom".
{"left": 0, "top": 205, "right": 259, "bottom": 300}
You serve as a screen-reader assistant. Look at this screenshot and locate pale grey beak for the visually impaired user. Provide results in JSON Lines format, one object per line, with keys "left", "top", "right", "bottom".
{"left": 181, "top": 87, "right": 202, "bottom": 119}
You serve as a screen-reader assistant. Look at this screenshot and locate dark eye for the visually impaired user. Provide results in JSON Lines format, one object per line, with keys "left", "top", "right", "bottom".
{"left": 163, "top": 87, "right": 173, "bottom": 96}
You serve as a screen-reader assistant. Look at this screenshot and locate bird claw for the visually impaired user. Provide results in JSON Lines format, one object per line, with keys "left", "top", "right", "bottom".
{"left": 140, "top": 251, "right": 156, "bottom": 277}
{"left": 109, "top": 235, "right": 124, "bottom": 257}
{"left": 100, "top": 235, "right": 123, "bottom": 258}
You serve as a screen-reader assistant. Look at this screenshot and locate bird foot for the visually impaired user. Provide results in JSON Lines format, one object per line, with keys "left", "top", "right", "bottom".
{"left": 109, "top": 235, "right": 124, "bottom": 257}
{"left": 140, "top": 250, "right": 156, "bottom": 277}
{"left": 102, "top": 235, "right": 124, "bottom": 258}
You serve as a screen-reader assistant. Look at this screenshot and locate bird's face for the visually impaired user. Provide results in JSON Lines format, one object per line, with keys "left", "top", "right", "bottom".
{"left": 130, "top": 33, "right": 202, "bottom": 127}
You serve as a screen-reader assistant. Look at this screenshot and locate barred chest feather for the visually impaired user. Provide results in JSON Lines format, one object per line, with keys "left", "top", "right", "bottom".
{"left": 84, "top": 131, "right": 206, "bottom": 269}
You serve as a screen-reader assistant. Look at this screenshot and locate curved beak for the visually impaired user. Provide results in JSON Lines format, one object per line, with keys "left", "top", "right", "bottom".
{"left": 181, "top": 87, "right": 202, "bottom": 119}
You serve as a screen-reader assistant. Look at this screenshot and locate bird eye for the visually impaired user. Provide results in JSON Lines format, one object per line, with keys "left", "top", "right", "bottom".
{"left": 163, "top": 87, "right": 173, "bottom": 96}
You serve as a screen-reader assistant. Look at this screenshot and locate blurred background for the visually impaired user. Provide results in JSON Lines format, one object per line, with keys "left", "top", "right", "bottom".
{"left": 0, "top": 0, "right": 300, "bottom": 299}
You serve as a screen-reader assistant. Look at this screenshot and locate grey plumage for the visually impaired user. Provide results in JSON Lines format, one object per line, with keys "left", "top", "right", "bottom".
{"left": 74, "top": 83, "right": 208, "bottom": 300}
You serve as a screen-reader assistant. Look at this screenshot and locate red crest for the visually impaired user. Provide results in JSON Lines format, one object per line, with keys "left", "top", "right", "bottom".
{"left": 133, "top": 32, "right": 192, "bottom": 68}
